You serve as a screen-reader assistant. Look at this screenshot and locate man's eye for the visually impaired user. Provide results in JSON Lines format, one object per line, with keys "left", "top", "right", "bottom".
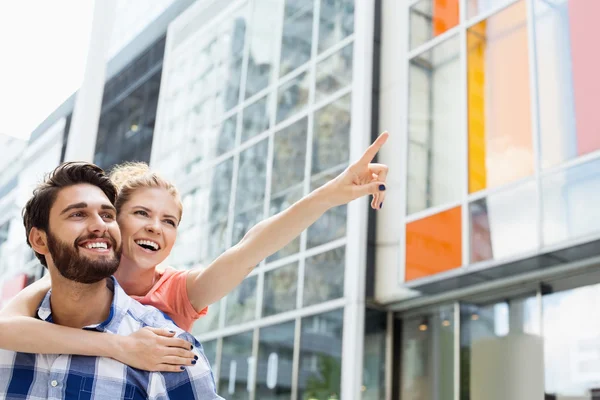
{"left": 70, "top": 212, "right": 84, "bottom": 218}
{"left": 102, "top": 214, "right": 115, "bottom": 220}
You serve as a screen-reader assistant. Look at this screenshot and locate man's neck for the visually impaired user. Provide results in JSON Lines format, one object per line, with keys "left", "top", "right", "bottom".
{"left": 114, "top": 255, "right": 157, "bottom": 297}
{"left": 48, "top": 270, "right": 113, "bottom": 329}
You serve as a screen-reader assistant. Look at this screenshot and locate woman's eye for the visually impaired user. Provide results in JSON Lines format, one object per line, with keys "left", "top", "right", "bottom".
{"left": 165, "top": 220, "right": 176, "bottom": 227}
{"left": 135, "top": 210, "right": 149, "bottom": 217}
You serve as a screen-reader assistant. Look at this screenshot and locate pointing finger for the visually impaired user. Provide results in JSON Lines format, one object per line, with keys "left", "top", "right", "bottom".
{"left": 357, "top": 132, "right": 389, "bottom": 166}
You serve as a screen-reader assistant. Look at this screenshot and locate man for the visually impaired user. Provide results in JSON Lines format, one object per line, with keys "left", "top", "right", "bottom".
{"left": 0, "top": 162, "right": 222, "bottom": 399}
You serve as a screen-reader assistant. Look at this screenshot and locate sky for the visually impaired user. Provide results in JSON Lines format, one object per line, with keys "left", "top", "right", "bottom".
{"left": 0, "top": 0, "right": 94, "bottom": 141}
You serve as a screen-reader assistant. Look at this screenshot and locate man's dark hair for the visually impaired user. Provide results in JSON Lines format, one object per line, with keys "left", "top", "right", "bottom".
{"left": 22, "top": 162, "right": 117, "bottom": 267}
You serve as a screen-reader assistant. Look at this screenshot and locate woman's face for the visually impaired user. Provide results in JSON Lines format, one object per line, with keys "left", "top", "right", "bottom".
{"left": 117, "top": 187, "right": 181, "bottom": 270}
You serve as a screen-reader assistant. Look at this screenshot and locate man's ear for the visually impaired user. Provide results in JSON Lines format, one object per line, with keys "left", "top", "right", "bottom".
{"left": 29, "top": 227, "right": 49, "bottom": 256}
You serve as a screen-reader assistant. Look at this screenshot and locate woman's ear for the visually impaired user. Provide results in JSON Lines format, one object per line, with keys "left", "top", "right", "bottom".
{"left": 29, "top": 227, "right": 49, "bottom": 257}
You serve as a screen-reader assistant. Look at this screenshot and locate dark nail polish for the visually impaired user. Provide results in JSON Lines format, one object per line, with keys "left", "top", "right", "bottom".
{"left": 380, "top": 202, "right": 383, "bottom": 209}
{"left": 379, "top": 185, "right": 386, "bottom": 191}
{"left": 180, "top": 366, "right": 185, "bottom": 370}
{"left": 192, "top": 360, "right": 197, "bottom": 365}
{"left": 190, "top": 345, "right": 193, "bottom": 350}
{"left": 194, "top": 355, "right": 198, "bottom": 360}
{"left": 169, "top": 330, "right": 175, "bottom": 334}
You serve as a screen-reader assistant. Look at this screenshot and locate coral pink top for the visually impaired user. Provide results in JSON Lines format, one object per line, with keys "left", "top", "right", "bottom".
{"left": 129, "top": 267, "right": 207, "bottom": 332}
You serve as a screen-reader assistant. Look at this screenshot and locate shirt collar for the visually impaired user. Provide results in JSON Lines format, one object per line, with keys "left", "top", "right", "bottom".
{"left": 36, "top": 276, "right": 131, "bottom": 333}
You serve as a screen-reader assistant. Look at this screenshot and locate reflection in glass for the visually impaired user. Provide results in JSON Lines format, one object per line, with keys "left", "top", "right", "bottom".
{"left": 401, "top": 306, "right": 455, "bottom": 400}
{"left": 407, "top": 35, "right": 462, "bottom": 214}
{"left": 298, "top": 309, "right": 343, "bottom": 400}
{"left": 210, "top": 158, "right": 234, "bottom": 222}
{"left": 192, "top": 300, "right": 221, "bottom": 335}
{"left": 208, "top": 219, "right": 229, "bottom": 263}
{"left": 268, "top": 185, "right": 304, "bottom": 262}
{"left": 318, "top": 0, "right": 355, "bottom": 53}
{"left": 236, "top": 139, "right": 269, "bottom": 211}
{"left": 223, "top": 9, "right": 248, "bottom": 111}
{"left": 245, "top": 0, "right": 281, "bottom": 98}
{"left": 220, "top": 331, "right": 254, "bottom": 399}
{"left": 542, "top": 158, "right": 600, "bottom": 246}
{"left": 242, "top": 95, "right": 270, "bottom": 142}
{"left": 256, "top": 322, "right": 295, "bottom": 399}
{"left": 467, "top": 0, "right": 507, "bottom": 19}
{"left": 316, "top": 44, "right": 353, "bottom": 102}
{"left": 226, "top": 276, "right": 258, "bottom": 326}
{"left": 303, "top": 247, "right": 345, "bottom": 307}
{"left": 277, "top": 71, "right": 311, "bottom": 124}
{"left": 469, "top": 181, "right": 538, "bottom": 263}
{"left": 363, "top": 309, "right": 387, "bottom": 400}
{"left": 272, "top": 117, "right": 308, "bottom": 194}
{"left": 467, "top": 1, "right": 533, "bottom": 193}
{"left": 233, "top": 204, "right": 265, "bottom": 245}
{"left": 307, "top": 170, "right": 347, "bottom": 249}
{"left": 201, "top": 340, "right": 218, "bottom": 369}
{"left": 410, "top": 0, "right": 459, "bottom": 50}
{"left": 280, "top": 0, "right": 314, "bottom": 77}
{"left": 312, "top": 95, "right": 351, "bottom": 175}
{"left": 406, "top": 206, "right": 462, "bottom": 281}
{"left": 460, "top": 296, "right": 539, "bottom": 400}
{"left": 263, "top": 262, "right": 298, "bottom": 317}
{"left": 217, "top": 114, "right": 238, "bottom": 156}
{"left": 534, "top": 0, "right": 600, "bottom": 168}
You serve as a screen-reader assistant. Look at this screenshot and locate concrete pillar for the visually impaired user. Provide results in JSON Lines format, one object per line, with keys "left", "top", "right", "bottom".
{"left": 64, "top": 0, "right": 116, "bottom": 162}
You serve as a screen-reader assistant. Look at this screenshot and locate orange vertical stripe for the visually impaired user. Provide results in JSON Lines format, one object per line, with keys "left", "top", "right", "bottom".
{"left": 433, "top": 0, "right": 459, "bottom": 36}
{"left": 405, "top": 207, "right": 462, "bottom": 281}
{"left": 468, "top": 21, "right": 487, "bottom": 193}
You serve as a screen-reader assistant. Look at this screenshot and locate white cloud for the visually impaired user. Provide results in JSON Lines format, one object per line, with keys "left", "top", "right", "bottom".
{"left": 0, "top": 0, "right": 94, "bottom": 140}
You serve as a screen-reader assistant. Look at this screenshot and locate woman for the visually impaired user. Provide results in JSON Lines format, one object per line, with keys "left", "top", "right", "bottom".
{"left": 0, "top": 132, "right": 389, "bottom": 372}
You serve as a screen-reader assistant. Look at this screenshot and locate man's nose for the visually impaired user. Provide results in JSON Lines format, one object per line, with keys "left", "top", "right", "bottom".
{"left": 88, "top": 214, "right": 108, "bottom": 234}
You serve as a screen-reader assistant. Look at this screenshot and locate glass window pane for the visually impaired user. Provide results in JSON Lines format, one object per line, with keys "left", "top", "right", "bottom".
{"left": 220, "top": 331, "right": 254, "bottom": 399}
{"left": 217, "top": 114, "right": 238, "bottom": 156}
{"left": 242, "top": 95, "right": 271, "bottom": 142}
{"left": 225, "top": 276, "right": 258, "bottom": 326}
{"left": 534, "top": 0, "right": 600, "bottom": 169}
{"left": 256, "top": 322, "right": 295, "bottom": 399}
{"left": 236, "top": 139, "right": 269, "bottom": 211}
{"left": 280, "top": 0, "right": 314, "bottom": 77}
{"left": 233, "top": 204, "right": 265, "bottom": 245}
{"left": 263, "top": 263, "right": 298, "bottom": 317}
{"left": 318, "top": 0, "right": 354, "bottom": 53}
{"left": 312, "top": 94, "right": 351, "bottom": 175}
{"left": 362, "top": 310, "right": 387, "bottom": 400}
{"left": 410, "top": 0, "right": 459, "bottom": 50}
{"left": 467, "top": 0, "right": 509, "bottom": 19}
{"left": 316, "top": 44, "right": 353, "bottom": 102}
{"left": 298, "top": 309, "right": 343, "bottom": 400}
{"left": 542, "top": 158, "right": 600, "bottom": 246}
{"left": 210, "top": 158, "right": 234, "bottom": 222}
{"left": 201, "top": 339, "right": 218, "bottom": 369}
{"left": 461, "top": 296, "right": 540, "bottom": 400}
{"left": 401, "top": 306, "right": 455, "bottom": 400}
{"left": 407, "top": 35, "right": 462, "bottom": 215}
{"left": 469, "top": 181, "right": 538, "bottom": 263}
{"left": 303, "top": 247, "right": 345, "bottom": 307}
{"left": 268, "top": 185, "right": 304, "bottom": 262}
{"left": 406, "top": 206, "right": 462, "bottom": 281}
{"left": 208, "top": 219, "right": 230, "bottom": 263}
{"left": 467, "top": 0, "right": 533, "bottom": 193}
{"left": 272, "top": 117, "right": 308, "bottom": 194}
{"left": 307, "top": 169, "right": 347, "bottom": 249}
{"left": 245, "top": 0, "right": 282, "bottom": 98}
{"left": 191, "top": 300, "right": 221, "bottom": 335}
{"left": 277, "top": 71, "right": 311, "bottom": 124}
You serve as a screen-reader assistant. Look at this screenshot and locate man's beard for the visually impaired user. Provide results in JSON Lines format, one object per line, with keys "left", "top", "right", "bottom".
{"left": 46, "top": 230, "right": 122, "bottom": 284}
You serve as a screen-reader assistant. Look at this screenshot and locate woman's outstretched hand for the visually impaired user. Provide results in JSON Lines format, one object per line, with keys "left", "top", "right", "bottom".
{"left": 317, "top": 131, "right": 389, "bottom": 210}
{"left": 114, "top": 327, "right": 197, "bottom": 372}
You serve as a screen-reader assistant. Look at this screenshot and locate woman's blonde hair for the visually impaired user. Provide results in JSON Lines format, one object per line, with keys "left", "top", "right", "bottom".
{"left": 109, "top": 162, "right": 182, "bottom": 221}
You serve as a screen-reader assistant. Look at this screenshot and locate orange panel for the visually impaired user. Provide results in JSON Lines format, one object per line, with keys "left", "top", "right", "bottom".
{"left": 406, "top": 207, "right": 462, "bottom": 281}
{"left": 467, "top": 1, "right": 533, "bottom": 193}
{"left": 433, "top": 0, "right": 459, "bottom": 36}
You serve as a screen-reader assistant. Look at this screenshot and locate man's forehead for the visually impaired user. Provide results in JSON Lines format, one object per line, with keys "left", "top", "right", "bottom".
{"left": 52, "top": 184, "right": 112, "bottom": 211}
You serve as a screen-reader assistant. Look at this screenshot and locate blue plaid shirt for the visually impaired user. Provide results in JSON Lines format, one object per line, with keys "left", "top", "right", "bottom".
{"left": 0, "top": 277, "right": 224, "bottom": 399}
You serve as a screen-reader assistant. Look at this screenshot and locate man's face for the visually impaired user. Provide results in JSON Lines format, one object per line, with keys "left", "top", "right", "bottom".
{"left": 45, "top": 184, "right": 122, "bottom": 284}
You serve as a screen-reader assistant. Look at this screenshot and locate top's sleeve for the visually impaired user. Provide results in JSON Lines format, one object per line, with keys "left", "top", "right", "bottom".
{"left": 160, "top": 270, "right": 208, "bottom": 324}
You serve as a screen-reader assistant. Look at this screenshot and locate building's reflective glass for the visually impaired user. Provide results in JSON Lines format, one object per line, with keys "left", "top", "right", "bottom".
{"left": 407, "top": 35, "right": 461, "bottom": 214}
{"left": 202, "top": 339, "right": 218, "bottom": 369}
{"left": 316, "top": 44, "right": 353, "bottom": 102}
{"left": 268, "top": 185, "right": 304, "bottom": 262}
{"left": 280, "top": 0, "right": 314, "bottom": 77}
{"left": 303, "top": 247, "right": 345, "bottom": 307}
{"left": 277, "top": 71, "right": 311, "bottom": 124}
{"left": 263, "top": 262, "right": 298, "bottom": 317}
{"left": 542, "top": 158, "right": 600, "bottom": 246}
{"left": 272, "top": 117, "right": 308, "bottom": 194}
{"left": 312, "top": 94, "right": 351, "bottom": 175}
{"left": 467, "top": 0, "right": 510, "bottom": 19}
{"left": 318, "top": 0, "right": 355, "bottom": 53}
{"left": 219, "top": 331, "right": 254, "bottom": 399}
{"left": 226, "top": 275, "right": 258, "bottom": 326}
{"left": 409, "top": 0, "right": 459, "bottom": 50}
{"left": 191, "top": 300, "right": 221, "bottom": 335}
{"left": 242, "top": 94, "right": 271, "bottom": 143}
{"left": 256, "top": 322, "right": 295, "bottom": 399}
{"left": 236, "top": 139, "right": 268, "bottom": 212}
{"left": 307, "top": 169, "right": 347, "bottom": 249}
{"left": 298, "top": 309, "right": 343, "bottom": 400}
{"left": 469, "top": 181, "right": 538, "bottom": 263}
{"left": 217, "top": 114, "right": 238, "bottom": 156}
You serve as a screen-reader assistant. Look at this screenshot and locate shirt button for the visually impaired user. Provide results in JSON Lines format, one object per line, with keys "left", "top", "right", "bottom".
{"left": 51, "top": 380, "right": 58, "bottom": 387}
